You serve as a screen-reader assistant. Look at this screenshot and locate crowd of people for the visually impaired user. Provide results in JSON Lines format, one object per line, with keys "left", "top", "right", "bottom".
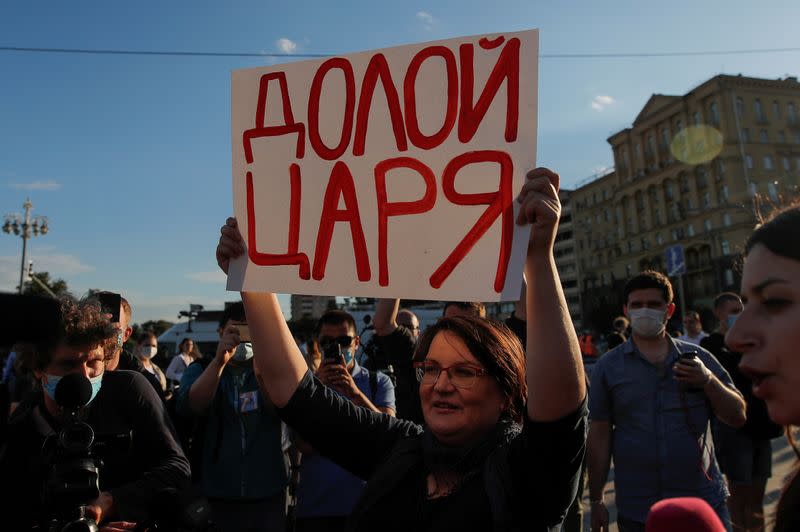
{"left": 0, "top": 167, "right": 798, "bottom": 532}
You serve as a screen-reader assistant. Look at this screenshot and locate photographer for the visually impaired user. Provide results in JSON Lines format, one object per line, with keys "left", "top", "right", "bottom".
{"left": 0, "top": 296, "right": 190, "bottom": 530}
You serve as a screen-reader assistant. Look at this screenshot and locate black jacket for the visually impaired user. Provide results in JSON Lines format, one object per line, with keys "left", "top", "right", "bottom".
{"left": 279, "top": 371, "right": 587, "bottom": 532}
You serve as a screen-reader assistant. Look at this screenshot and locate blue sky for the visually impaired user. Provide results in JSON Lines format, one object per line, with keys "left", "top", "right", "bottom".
{"left": 1, "top": 0, "right": 798, "bottom": 324}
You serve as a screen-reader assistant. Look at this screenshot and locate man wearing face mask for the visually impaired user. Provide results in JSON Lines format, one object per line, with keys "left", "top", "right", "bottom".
{"left": 587, "top": 271, "right": 746, "bottom": 532}
{"left": 0, "top": 297, "right": 190, "bottom": 530}
{"left": 292, "top": 310, "right": 395, "bottom": 532}
{"left": 176, "top": 301, "right": 287, "bottom": 532}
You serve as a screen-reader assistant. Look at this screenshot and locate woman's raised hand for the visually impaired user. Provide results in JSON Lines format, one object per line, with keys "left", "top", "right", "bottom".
{"left": 216, "top": 217, "right": 246, "bottom": 274}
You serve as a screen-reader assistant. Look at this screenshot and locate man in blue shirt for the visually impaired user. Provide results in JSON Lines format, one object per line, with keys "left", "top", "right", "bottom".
{"left": 588, "top": 271, "right": 746, "bottom": 532}
{"left": 294, "top": 309, "right": 395, "bottom": 532}
{"left": 177, "top": 302, "right": 287, "bottom": 532}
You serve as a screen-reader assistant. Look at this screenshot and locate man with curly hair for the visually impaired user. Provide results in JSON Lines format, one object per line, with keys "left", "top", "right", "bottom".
{"left": 0, "top": 296, "right": 191, "bottom": 529}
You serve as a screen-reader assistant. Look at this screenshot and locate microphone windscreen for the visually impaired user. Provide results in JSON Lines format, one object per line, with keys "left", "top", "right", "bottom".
{"left": 646, "top": 497, "right": 726, "bottom": 532}
{"left": 54, "top": 373, "right": 93, "bottom": 409}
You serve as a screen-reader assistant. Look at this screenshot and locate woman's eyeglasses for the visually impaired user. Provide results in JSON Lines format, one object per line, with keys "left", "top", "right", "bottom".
{"left": 413, "top": 362, "right": 490, "bottom": 389}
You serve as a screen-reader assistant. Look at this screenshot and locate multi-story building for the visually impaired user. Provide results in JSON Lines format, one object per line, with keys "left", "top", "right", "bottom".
{"left": 554, "top": 189, "right": 583, "bottom": 330}
{"left": 290, "top": 294, "right": 336, "bottom": 320}
{"left": 572, "top": 74, "right": 800, "bottom": 331}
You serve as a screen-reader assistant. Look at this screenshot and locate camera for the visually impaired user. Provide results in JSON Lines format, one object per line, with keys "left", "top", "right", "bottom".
{"left": 42, "top": 373, "right": 102, "bottom": 532}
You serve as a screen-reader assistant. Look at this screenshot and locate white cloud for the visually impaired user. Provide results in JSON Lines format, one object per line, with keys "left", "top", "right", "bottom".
{"left": 591, "top": 95, "right": 616, "bottom": 112}
{"left": 416, "top": 11, "right": 435, "bottom": 30}
{"left": 276, "top": 38, "right": 297, "bottom": 54}
{"left": 186, "top": 271, "right": 227, "bottom": 284}
{"left": 8, "top": 180, "right": 61, "bottom": 191}
{"left": 0, "top": 253, "right": 93, "bottom": 291}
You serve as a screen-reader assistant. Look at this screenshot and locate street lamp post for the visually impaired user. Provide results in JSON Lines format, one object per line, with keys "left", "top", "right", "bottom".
{"left": 2, "top": 198, "right": 49, "bottom": 293}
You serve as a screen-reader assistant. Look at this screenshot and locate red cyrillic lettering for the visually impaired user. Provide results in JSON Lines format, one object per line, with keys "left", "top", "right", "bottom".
{"left": 246, "top": 166, "right": 310, "bottom": 279}
{"left": 404, "top": 46, "right": 458, "bottom": 151}
{"left": 308, "top": 58, "right": 356, "bottom": 160}
{"left": 458, "top": 38, "right": 520, "bottom": 144}
{"left": 243, "top": 72, "right": 305, "bottom": 162}
{"left": 353, "top": 53, "right": 408, "bottom": 157}
{"left": 374, "top": 157, "right": 437, "bottom": 286}
{"left": 313, "top": 161, "right": 371, "bottom": 281}
{"left": 430, "top": 150, "right": 514, "bottom": 293}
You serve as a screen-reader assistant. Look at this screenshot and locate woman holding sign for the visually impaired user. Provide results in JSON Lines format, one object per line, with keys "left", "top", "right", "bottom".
{"left": 216, "top": 167, "right": 587, "bottom": 531}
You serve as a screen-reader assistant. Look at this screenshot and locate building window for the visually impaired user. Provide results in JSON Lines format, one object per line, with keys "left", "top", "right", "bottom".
{"left": 759, "top": 129, "right": 768, "bottom": 143}
{"left": 710, "top": 102, "right": 720, "bottom": 125}
{"left": 704, "top": 219, "right": 713, "bottom": 232}
{"left": 656, "top": 232, "right": 663, "bottom": 245}
{"left": 723, "top": 213, "right": 732, "bottom": 226}
{"left": 768, "top": 182, "right": 780, "bottom": 203}
{"left": 755, "top": 99, "right": 765, "bottom": 122}
{"left": 665, "top": 182, "right": 674, "bottom": 200}
{"left": 741, "top": 128, "right": 750, "bottom": 143}
{"left": 661, "top": 127, "right": 671, "bottom": 148}
{"left": 736, "top": 97, "right": 745, "bottom": 117}
{"left": 774, "top": 100, "right": 781, "bottom": 120}
{"left": 635, "top": 142, "right": 641, "bottom": 161}
{"left": 687, "top": 224, "right": 695, "bottom": 237}
{"left": 779, "top": 130, "right": 786, "bottom": 143}
{"left": 725, "top": 269, "right": 735, "bottom": 287}
{"left": 722, "top": 185, "right": 730, "bottom": 201}
{"left": 784, "top": 157, "right": 791, "bottom": 171}
{"left": 764, "top": 155, "right": 774, "bottom": 170}
{"left": 693, "top": 111, "right": 702, "bottom": 126}
{"left": 746, "top": 154, "right": 754, "bottom": 169}
{"left": 604, "top": 208, "right": 610, "bottom": 222}
{"left": 789, "top": 102, "right": 797, "bottom": 124}
{"left": 722, "top": 240, "right": 731, "bottom": 255}
{"left": 702, "top": 192, "right": 711, "bottom": 207}
{"left": 676, "top": 119, "right": 683, "bottom": 132}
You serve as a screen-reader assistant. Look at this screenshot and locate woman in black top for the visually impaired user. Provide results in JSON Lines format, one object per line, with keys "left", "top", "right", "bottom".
{"left": 215, "top": 167, "right": 587, "bottom": 531}
{"left": 726, "top": 203, "right": 800, "bottom": 532}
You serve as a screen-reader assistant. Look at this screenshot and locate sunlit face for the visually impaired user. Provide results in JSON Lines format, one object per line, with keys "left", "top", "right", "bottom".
{"left": 183, "top": 340, "right": 194, "bottom": 353}
{"left": 684, "top": 315, "right": 701, "bottom": 335}
{"left": 419, "top": 331, "right": 507, "bottom": 446}
{"left": 39, "top": 344, "right": 106, "bottom": 380}
{"left": 726, "top": 244, "right": 800, "bottom": 426}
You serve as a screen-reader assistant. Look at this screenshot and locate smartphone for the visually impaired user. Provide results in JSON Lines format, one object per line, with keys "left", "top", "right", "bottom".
{"left": 679, "top": 351, "right": 698, "bottom": 363}
{"left": 322, "top": 342, "right": 342, "bottom": 363}
{"left": 96, "top": 291, "right": 121, "bottom": 323}
{"left": 231, "top": 321, "right": 251, "bottom": 343}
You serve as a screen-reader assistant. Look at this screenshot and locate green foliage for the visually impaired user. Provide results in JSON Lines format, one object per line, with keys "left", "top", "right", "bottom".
{"left": 22, "top": 271, "right": 72, "bottom": 298}
{"left": 135, "top": 320, "right": 174, "bottom": 338}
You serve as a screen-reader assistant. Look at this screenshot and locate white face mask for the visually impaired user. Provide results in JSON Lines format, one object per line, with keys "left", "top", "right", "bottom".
{"left": 628, "top": 308, "right": 667, "bottom": 338}
{"left": 138, "top": 346, "right": 158, "bottom": 359}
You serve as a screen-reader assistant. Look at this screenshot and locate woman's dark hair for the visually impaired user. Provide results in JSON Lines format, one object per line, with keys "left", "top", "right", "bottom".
{"left": 412, "top": 316, "right": 527, "bottom": 423}
{"left": 137, "top": 332, "right": 157, "bottom": 345}
{"left": 18, "top": 297, "right": 118, "bottom": 372}
{"left": 745, "top": 203, "right": 800, "bottom": 261}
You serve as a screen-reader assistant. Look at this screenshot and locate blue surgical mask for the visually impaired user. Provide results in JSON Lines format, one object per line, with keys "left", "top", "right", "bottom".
{"left": 233, "top": 342, "right": 254, "bottom": 362}
{"left": 727, "top": 314, "right": 739, "bottom": 330}
{"left": 342, "top": 348, "right": 354, "bottom": 366}
{"left": 42, "top": 373, "right": 104, "bottom": 406}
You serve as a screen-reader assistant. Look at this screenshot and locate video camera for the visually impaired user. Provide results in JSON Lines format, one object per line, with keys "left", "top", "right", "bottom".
{"left": 42, "top": 373, "right": 102, "bottom": 532}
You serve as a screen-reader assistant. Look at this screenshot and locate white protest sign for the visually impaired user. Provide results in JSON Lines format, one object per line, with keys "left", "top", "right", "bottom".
{"left": 229, "top": 29, "right": 538, "bottom": 301}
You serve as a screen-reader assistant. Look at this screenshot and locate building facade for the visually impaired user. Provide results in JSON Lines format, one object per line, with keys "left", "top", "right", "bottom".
{"left": 572, "top": 74, "right": 800, "bottom": 331}
{"left": 290, "top": 294, "right": 336, "bottom": 320}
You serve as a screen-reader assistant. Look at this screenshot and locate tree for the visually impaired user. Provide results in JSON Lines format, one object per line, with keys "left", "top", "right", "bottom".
{"left": 22, "top": 271, "right": 72, "bottom": 298}
{"left": 136, "top": 320, "right": 174, "bottom": 338}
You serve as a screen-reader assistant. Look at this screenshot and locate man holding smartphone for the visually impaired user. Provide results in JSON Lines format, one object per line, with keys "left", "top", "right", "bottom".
{"left": 587, "top": 271, "right": 746, "bottom": 532}
{"left": 176, "top": 302, "right": 287, "bottom": 532}
{"left": 291, "top": 309, "right": 395, "bottom": 532}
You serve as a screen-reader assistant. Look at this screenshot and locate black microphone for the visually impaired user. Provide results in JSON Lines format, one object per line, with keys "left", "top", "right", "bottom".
{"left": 55, "top": 373, "right": 93, "bottom": 410}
